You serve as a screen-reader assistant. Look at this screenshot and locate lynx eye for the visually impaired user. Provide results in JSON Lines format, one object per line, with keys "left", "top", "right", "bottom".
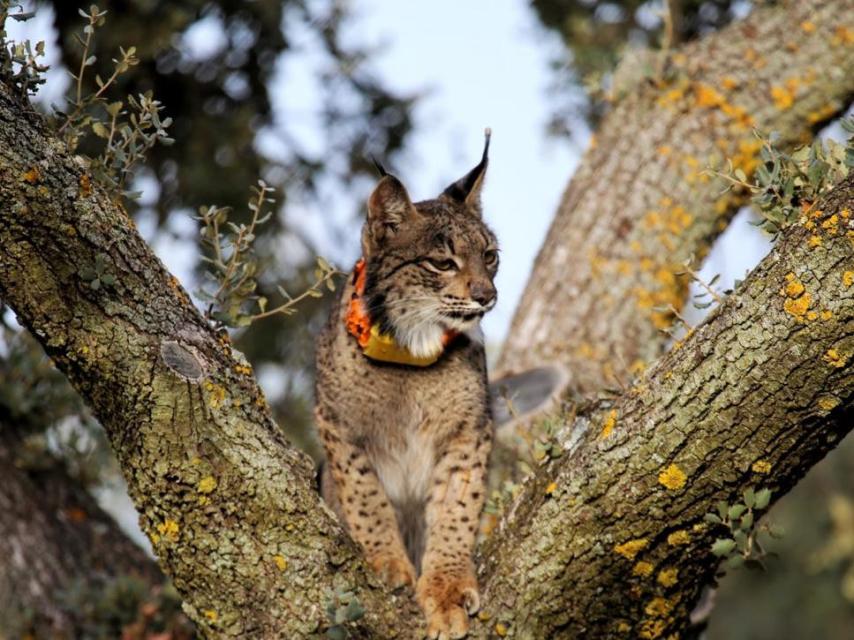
{"left": 425, "top": 257, "right": 458, "bottom": 272}
{"left": 484, "top": 249, "right": 498, "bottom": 266}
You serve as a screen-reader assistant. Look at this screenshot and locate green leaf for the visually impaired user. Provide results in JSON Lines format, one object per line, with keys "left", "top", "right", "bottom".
{"left": 704, "top": 513, "right": 722, "bottom": 525}
{"left": 91, "top": 121, "right": 109, "bottom": 138}
{"left": 725, "top": 555, "right": 745, "bottom": 570}
{"left": 711, "top": 538, "right": 737, "bottom": 557}
{"left": 728, "top": 504, "right": 747, "bottom": 520}
{"left": 733, "top": 530, "right": 747, "bottom": 550}
{"left": 326, "top": 626, "right": 346, "bottom": 640}
{"left": 343, "top": 599, "right": 365, "bottom": 622}
{"left": 743, "top": 488, "right": 755, "bottom": 509}
{"left": 717, "top": 501, "right": 729, "bottom": 520}
{"left": 740, "top": 512, "right": 754, "bottom": 531}
{"left": 106, "top": 101, "right": 123, "bottom": 117}
{"left": 754, "top": 488, "right": 772, "bottom": 510}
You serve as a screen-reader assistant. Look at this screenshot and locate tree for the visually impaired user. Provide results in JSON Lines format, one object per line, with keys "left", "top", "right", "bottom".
{"left": 0, "top": 0, "right": 852, "bottom": 638}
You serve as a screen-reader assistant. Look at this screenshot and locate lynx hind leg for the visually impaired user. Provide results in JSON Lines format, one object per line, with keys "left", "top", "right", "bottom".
{"left": 315, "top": 415, "right": 416, "bottom": 589}
{"left": 319, "top": 461, "right": 345, "bottom": 521}
{"left": 417, "top": 425, "right": 491, "bottom": 639}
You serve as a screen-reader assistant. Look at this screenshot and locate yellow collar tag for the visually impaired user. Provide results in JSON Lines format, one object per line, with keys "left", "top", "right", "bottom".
{"left": 345, "top": 258, "right": 457, "bottom": 367}
{"left": 360, "top": 324, "right": 443, "bottom": 367}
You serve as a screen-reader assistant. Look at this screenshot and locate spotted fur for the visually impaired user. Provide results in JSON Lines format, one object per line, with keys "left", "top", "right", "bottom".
{"left": 315, "top": 142, "right": 497, "bottom": 639}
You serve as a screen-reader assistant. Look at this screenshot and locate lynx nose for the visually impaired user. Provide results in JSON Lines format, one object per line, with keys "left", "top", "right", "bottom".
{"left": 470, "top": 282, "right": 496, "bottom": 307}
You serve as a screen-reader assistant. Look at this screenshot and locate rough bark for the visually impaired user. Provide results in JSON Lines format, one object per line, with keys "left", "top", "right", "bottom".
{"left": 0, "top": 86, "right": 421, "bottom": 637}
{"left": 499, "top": 0, "right": 854, "bottom": 392}
{"left": 471, "top": 176, "right": 854, "bottom": 638}
{"left": 0, "top": 420, "right": 163, "bottom": 637}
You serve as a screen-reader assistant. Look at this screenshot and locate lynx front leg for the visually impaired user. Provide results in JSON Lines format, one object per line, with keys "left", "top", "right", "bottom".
{"left": 417, "top": 425, "right": 492, "bottom": 640}
{"left": 317, "top": 416, "right": 416, "bottom": 589}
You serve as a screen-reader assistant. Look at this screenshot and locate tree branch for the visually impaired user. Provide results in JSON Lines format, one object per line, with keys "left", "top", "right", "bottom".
{"left": 474, "top": 175, "right": 853, "bottom": 638}
{"left": 499, "top": 0, "right": 854, "bottom": 392}
{"left": 0, "top": 419, "right": 165, "bottom": 636}
{"left": 0, "top": 84, "right": 421, "bottom": 637}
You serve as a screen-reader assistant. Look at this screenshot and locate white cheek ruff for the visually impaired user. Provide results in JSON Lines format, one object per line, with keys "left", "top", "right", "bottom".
{"left": 395, "top": 322, "right": 447, "bottom": 359}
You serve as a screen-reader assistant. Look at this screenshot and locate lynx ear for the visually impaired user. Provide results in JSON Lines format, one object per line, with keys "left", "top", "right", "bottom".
{"left": 441, "top": 128, "right": 491, "bottom": 215}
{"left": 364, "top": 174, "right": 416, "bottom": 252}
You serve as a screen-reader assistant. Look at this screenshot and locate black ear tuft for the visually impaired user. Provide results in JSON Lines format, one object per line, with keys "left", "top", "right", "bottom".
{"left": 370, "top": 155, "right": 389, "bottom": 177}
{"left": 441, "top": 128, "right": 491, "bottom": 214}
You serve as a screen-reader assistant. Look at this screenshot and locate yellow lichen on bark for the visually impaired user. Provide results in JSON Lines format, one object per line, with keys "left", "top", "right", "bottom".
{"left": 198, "top": 476, "right": 217, "bottom": 494}
{"left": 658, "top": 464, "right": 687, "bottom": 491}
{"left": 657, "top": 568, "right": 679, "bottom": 588}
{"left": 639, "top": 618, "right": 668, "bottom": 639}
{"left": 600, "top": 409, "right": 618, "bottom": 439}
{"left": 819, "top": 396, "right": 841, "bottom": 411}
{"left": 645, "top": 597, "right": 676, "bottom": 617}
{"left": 666, "top": 530, "right": 691, "bottom": 546}
{"left": 615, "top": 538, "right": 649, "bottom": 560}
{"left": 771, "top": 85, "right": 794, "bottom": 110}
{"left": 823, "top": 349, "right": 849, "bottom": 368}
{"left": 751, "top": 460, "right": 772, "bottom": 474}
{"left": 156, "top": 519, "right": 180, "bottom": 542}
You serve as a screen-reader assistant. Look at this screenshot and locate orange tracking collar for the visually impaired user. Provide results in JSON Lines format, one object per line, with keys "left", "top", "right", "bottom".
{"left": 345, "top": 258, "right": 457, "bottom": 366}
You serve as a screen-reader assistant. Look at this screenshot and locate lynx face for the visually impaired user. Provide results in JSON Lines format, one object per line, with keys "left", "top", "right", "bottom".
{"left": 360, "top": 139, "right": 498, "bottom": 358}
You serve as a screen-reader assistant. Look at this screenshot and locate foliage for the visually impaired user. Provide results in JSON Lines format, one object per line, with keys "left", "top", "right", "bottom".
{"left": 0, "top": 0, "right": 47, "bottom": 97}
{"left": 323, "top": 586, "right": 365, "bottom": 640}
{"left": 54, "top": 6, "right": 175, "bottom": 199}
{"left": 706, "top": 487, "right": 783, "bottom": 571}
{"left": 716, "top": 120, "right": 853, "bottom": 235}
{"left": 197, "top": 181, "right": 340, "bottom": 329}
{"left": 708, "top": 437, "right": 854, "bottom": 640}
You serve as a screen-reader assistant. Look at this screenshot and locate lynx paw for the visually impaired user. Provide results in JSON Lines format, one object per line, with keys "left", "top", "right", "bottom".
{"left": 369, "top": 552, "right": 416, "bottom": 589}
{"left": 417, "top": 571, "right": 479, "bottom": 639}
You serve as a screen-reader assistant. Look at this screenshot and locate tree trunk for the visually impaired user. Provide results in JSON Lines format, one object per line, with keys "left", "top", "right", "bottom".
{"left": 0, "top": 1, "right": 852, "bottom": 638}
{"left": 0, "top": 420, "right": 162, "bottom": 637}
{"left": 499, "top": 0, "right": 854, "bottom": 392}
{"left": 0, "top": 88, "right": 422, "bottom": 638}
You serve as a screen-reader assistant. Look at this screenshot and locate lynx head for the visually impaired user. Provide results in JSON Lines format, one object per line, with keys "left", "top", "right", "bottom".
{"left": 360, "top": 131, "right": 498, "bottom": 359}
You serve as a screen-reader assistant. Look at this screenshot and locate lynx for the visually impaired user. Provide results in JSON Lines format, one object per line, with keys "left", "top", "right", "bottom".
{"left": 314, "top": 132, "right": 497, "bottom": 639}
